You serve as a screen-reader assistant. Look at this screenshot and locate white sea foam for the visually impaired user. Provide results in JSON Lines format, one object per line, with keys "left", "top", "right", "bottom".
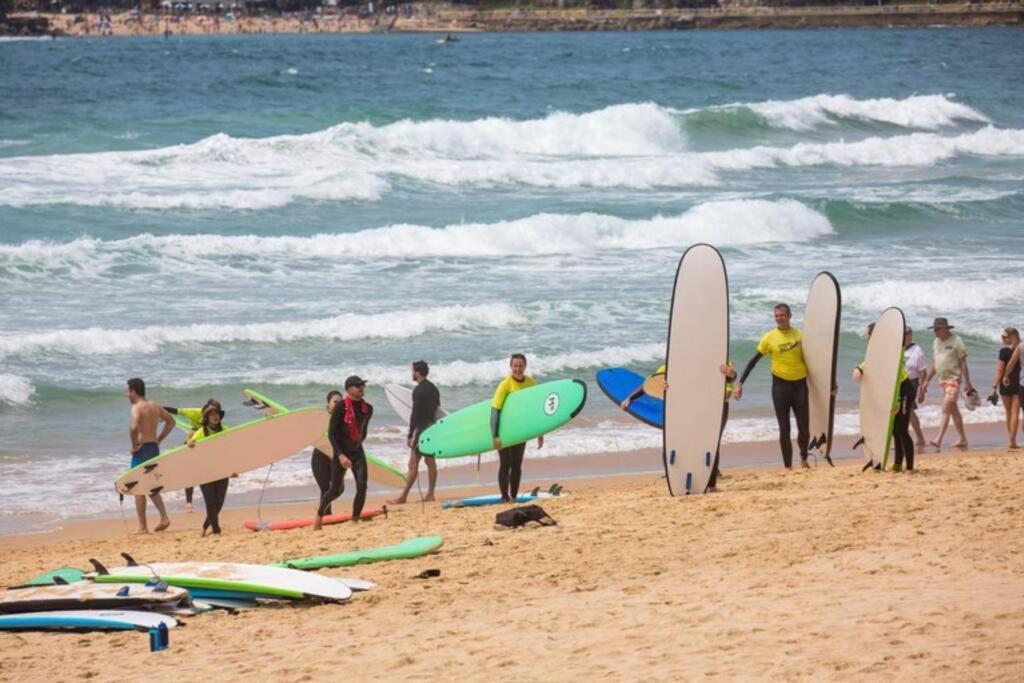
{"left": 746, "top": 93, "right": 989, "bottom": 131}
{"left": 0, "top": 200, "right": 833, "bottom": 280}
{"left": 0, "top": 304, "right": 522, "bottom": 357}
{"left": 201, "top": 343, "right": 667, "bottom": 388}
{"left": 0, "top": 99, "right": 1016, "bottom": 207}
{"left": 703, "top": 126, "right": 1024, "bottom": 171}
{"left": 0, "top": 374, "right": 35, "bottom": 406}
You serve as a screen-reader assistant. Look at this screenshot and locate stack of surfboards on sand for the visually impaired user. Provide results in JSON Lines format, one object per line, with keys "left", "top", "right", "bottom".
{"left": 0, "top": 535, "right": 443, "bottom": 640}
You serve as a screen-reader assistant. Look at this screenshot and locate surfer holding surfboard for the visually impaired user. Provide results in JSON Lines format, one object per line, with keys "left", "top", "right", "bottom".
{"left": 492, "top": 354, "right": 543, "bottom": 502}
{"left": 388, "top": 360, "right": 442, "bottom": 505}
{"left": 314, "top": 376, "right": 373, "bottom": 530}
{"left": 733, "top": 304, "right": 811, "bottom": 470}
{"left": 186, "top": 401, "right": 231, "bottom": 535}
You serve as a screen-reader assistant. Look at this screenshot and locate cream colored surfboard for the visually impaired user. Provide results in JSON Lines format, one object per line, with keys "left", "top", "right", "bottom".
{"left": 803, "top": 272, "right": 841, "bottom": 464}
{"left": 663, "top": 244, "right": 729, "bottom": 496}
{"left": 858, "top": 307, "right": 905, "bottom": 470}
{"left": 115, "top": 409, "right": 328, "bottom": 496}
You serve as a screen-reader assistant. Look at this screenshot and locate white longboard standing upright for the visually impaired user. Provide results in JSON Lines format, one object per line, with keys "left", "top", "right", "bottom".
{"left": 858, "top": 307, "right": 905, "bottom": 471}
{"left": 803, "top": 271, "right": 842, "bottom": 465}
{"left": 663, "top": 243, "right": 729, "bottom": 496}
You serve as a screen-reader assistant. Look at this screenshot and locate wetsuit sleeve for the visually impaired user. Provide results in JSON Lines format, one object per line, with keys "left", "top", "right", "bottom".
{"left": 408, "top": 384, "right": 428, "bottom": 439}
{"left": 738, "top": 352, "right": 763, "bottom": 384}
{"left": 328, "top": 405, "right": 344, "bottom": 457}
{"left": 490, "top": 408, "right": 501, "bottom": 439}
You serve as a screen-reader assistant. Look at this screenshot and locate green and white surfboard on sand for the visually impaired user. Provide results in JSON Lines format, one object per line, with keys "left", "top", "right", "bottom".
{"left": 417, "top": 379, "right": 587, "bottom": 458}
{"left": 243, "top": 389, "right": 407, "bottom": 489}
{"left": 272, "top": 536, "right": 444, "bottom": 571}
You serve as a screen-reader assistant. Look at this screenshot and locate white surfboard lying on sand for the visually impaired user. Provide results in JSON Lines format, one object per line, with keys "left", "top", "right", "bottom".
{"left": 663, "top": 243, "right": 729, "bottom": 496}
{"left": 859, "top": 307, "right": 905, "bottom": 470}
{"left": 803, "top": 271, "right": 841, "bottom": 464}
{"left": 0, "top": 582, "right": 189, "bottom": 614}
{"left": 115, "top": 408, "right": 328, "bottom": 496}
{"left": 384, "top": 384, "right": 448, "bottom": 424}
{"left": 91, "top": 562, "right": 353, "bottom": 602}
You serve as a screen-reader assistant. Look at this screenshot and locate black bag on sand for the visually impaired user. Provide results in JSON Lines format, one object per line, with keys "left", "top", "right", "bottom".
{"left": 495, "top": 504, "right": 557, "bottom": 529}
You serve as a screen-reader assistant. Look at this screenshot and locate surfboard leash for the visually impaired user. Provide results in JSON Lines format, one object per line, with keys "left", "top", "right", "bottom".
{"left": 255, "top": 463, "right": 275, "bottom": 522}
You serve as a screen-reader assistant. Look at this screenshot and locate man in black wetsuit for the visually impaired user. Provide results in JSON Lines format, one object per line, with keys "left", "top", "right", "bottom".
{"left": 311, "top": 390, "right": 343, "bottom": 516}
{"left": 388, "top": 360, "right": 441, "bottom": 505}
{"left": 313, "top": 376, "right": 373, "bottom": 530}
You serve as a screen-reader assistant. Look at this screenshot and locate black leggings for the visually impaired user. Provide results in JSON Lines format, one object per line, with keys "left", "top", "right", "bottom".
{"left": 311, "top": 449, "right": 333, "bottom": 516}
{"left": 893, "top": 378, "right": 915, "bottom": 471}
{"left": 771, "top": 376, "right": 810, "bottom": 468}
{"left": 185, "top": 487, "right": 193, "bottom": 504}
{"left": 200, "top": 478, "right": 229, "bottom": 535}
{"left": 317, "top": 451, "right": 368, "bottom": 519}
{"left": 498, "top": 442, "right": 526, "bottom": 501}
{"left": 708, "top": 403, "right": 729, "bottom": 489}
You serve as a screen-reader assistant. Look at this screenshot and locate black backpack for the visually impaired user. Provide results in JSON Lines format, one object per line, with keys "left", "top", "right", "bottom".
{"left": 495, "top": 504, "right": 556, "bottom": 529}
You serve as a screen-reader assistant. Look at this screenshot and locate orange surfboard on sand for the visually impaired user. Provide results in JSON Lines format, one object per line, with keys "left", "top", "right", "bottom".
{"left": 244, "top": 507, "right": 386, "bottom": 532}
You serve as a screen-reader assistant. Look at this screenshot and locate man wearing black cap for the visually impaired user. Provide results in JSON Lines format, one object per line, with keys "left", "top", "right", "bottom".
{"left": 314, "top": 376, "right": 374, "bottom": 530}
{"left": 919, "top": 317, "right": 973, "bottom": 449}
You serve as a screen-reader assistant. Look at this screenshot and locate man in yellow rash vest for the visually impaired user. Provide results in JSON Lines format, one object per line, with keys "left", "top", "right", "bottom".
{"left": 186, "top": 401, "right": 231, "bottom": 536}
{"left": 491, "top": 353, "right": 543, "bottom": 502}
{"left": 733, "top": 303, "right": 810, "bottom": 469}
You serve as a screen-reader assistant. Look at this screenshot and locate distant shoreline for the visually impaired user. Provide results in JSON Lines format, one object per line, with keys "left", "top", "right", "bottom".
{"left": 5, "top": 3, "right": 1023, "bottom": 38}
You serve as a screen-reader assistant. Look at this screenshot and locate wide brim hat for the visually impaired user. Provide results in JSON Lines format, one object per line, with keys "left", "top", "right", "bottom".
{"left": 928, "top": 317, "right": 954, "bottom": 330}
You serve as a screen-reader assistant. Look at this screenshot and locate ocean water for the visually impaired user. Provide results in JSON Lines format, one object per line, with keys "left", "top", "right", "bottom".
{"left": 1, "top": 29, "right": 1022, "bottom": 532}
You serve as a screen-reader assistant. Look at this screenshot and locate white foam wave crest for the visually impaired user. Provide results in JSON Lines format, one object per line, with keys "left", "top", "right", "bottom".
{"left": 203, "top": 343, "right": 667, "bottom": 389}
{"left": 0, "top": 99, "right": 1016, "bottom": 207}
{"left": 0, "top": 304, "right": 521, "bottom": 358}
{"left": 704, "top": 126, "right": 1024, "bottom": 171}
{"left": 0, "top": 374, "right": 35, "bottom": 406}
{"left": 0, "top": 201, "right": 832, "bottom": 276}
{"left": 743, "top": 93, "right": 989, "bottom": 131}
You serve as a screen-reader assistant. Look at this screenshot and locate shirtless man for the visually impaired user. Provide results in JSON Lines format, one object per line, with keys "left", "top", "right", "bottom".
{"left": 126, "top": 377, "right": 175, "bottom": 534}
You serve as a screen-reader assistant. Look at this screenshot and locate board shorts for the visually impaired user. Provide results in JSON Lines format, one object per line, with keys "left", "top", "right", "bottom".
{"left": 939, "top": 380, "right": 961, "bottom": 402}
{"left": 130, "top": 442, "right": 159, "bottom": 468}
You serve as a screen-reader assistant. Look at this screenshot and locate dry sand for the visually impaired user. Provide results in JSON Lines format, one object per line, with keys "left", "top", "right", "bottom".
{"left": 1, "top": 447, "right": 1023, "bottom": 681}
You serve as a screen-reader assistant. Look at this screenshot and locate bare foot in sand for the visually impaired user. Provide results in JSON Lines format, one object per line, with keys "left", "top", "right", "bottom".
{"left": 386, "top": 497, "right": 407, "bottom": 506}
{"left": 951, "top": 441, "right": 968, "bottom": 449}
{"left": 422, "top": 495, "right": 435, "bottom": 502}
{"left": 185, "top": 503, "right": 193, "bottom": 514}
{"left": 915, "top": 440, "right": 926, "bottom": 447}
{"left": 313, "top": 515, "right": 323, "bottom": 531}
{"left": 132, "top": 528, "right": 149, "bottom": 535}
{"left": 154, "top": 519, "right": 170, "bottom": 532}
{"left": 929, "top": 440, "right": 942, "bottom": 449}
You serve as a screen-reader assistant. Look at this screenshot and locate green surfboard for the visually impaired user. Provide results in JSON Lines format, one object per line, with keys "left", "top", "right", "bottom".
{"left": 272, "top": 536, "right": 444, "bottom": 571}
{"left": 418, "top": 379, "right": 587, "bottom": 458}
{"left": 14, "top": 567, "right": 85, "bottom": 589}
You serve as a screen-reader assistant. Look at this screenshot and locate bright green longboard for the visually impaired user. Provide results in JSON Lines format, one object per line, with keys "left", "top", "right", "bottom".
{"left": 272, "top": 536, "right": 444, "bottom": 571}
{"left": 418, "top": 379, "right": 587, "bottom": 458}
{"left": 243, "top": 388, "right": 407, "bottom": 489}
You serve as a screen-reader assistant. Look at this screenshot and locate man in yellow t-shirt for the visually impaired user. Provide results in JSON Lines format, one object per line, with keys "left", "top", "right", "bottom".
{"left": 491, "top": 353, "right": 542, "bottom": 502}
{"left": 732, "top": 303, "right": 810, "bottom": 469}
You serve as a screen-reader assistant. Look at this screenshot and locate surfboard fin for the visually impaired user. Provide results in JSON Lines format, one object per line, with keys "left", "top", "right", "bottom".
{"left": 89, "top": 558, "right": 110, "bottom": 576}
{"left": 121, "top": 552, "right": 139, "bottom": 567}
{"left": 53, "top": 576, "right": 70, "bottom": 585}
{"left": 825, "top": 455, "right": 835, "bottom": 467}
{"left": 852, "top": 436, "right": 865, "bottom": 450}
{"left": 861, "top": 460, "right": 875, "bottom": 472}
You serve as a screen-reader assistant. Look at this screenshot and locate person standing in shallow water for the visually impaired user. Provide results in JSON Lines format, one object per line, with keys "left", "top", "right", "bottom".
{"left": 491, "top": 353, "right": 543, "bottom": 502}
{"left": 732, "top": 303, "right": 811, "bottom": 470}
{"left": 125, "top": 377, "right": 174, "bottom": 534}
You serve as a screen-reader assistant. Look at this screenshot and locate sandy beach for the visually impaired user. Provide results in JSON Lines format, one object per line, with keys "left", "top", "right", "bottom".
{"left": 2, "top": 444, "right": 1022, "bottom": 680}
